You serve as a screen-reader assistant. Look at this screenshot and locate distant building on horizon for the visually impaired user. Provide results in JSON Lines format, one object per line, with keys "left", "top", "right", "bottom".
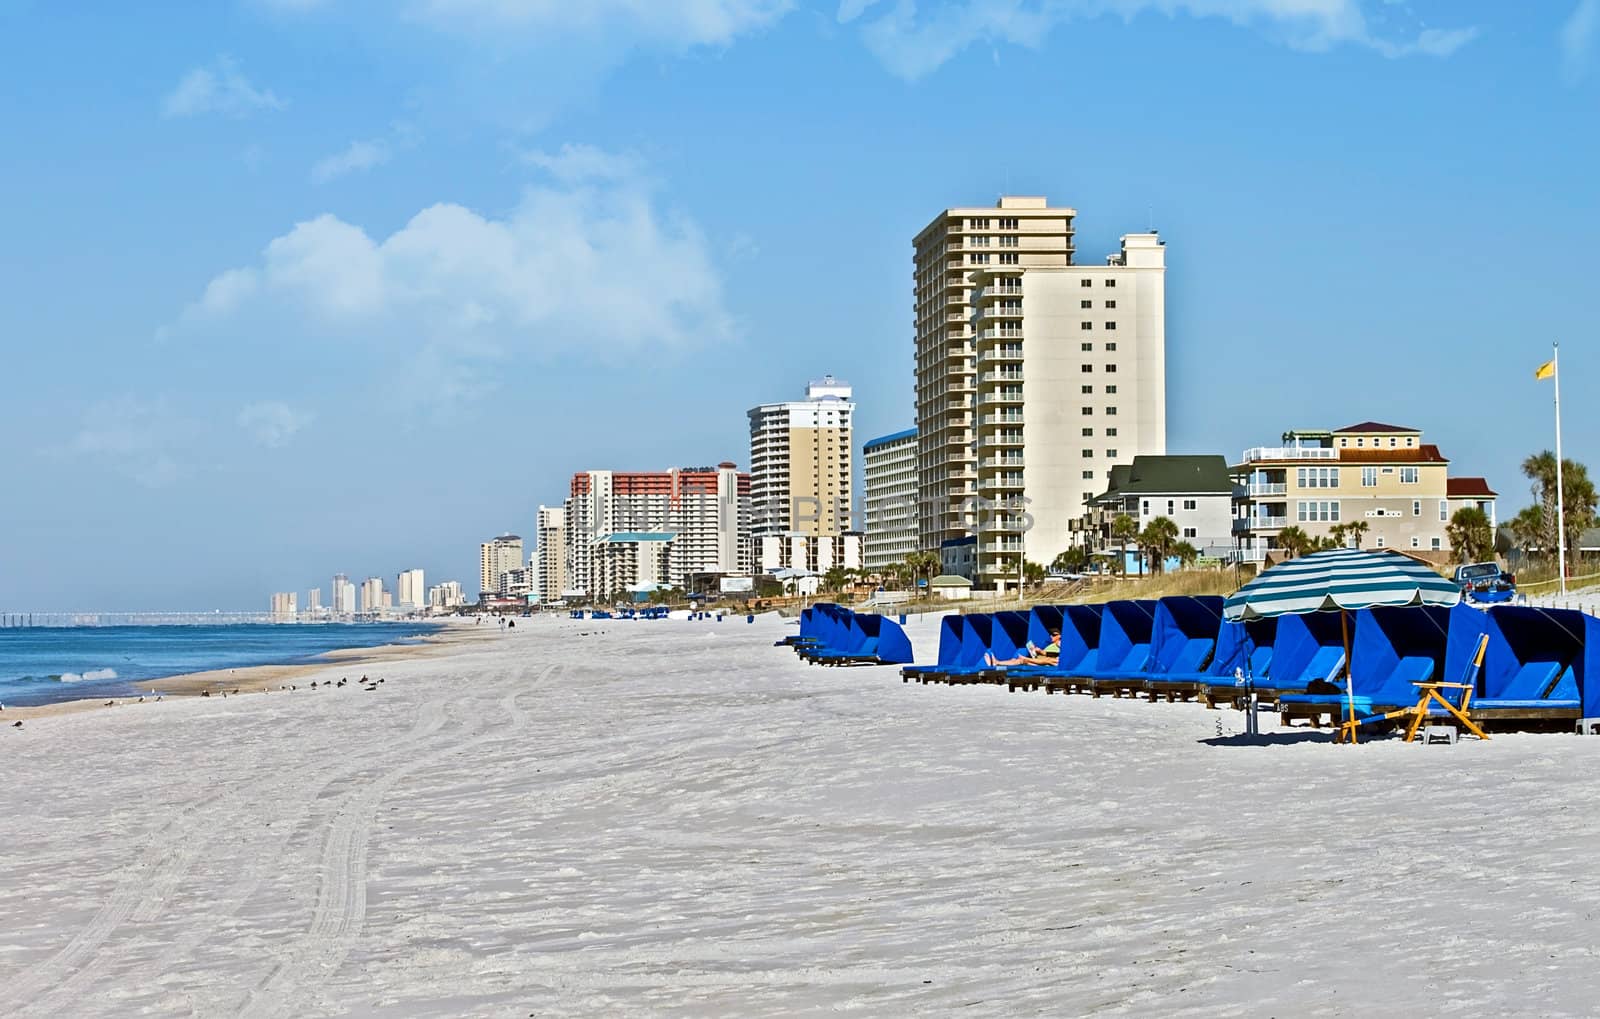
{"left": 591, "top": 532, "right": 674, "bottom": 602}
{"left": 332, "top": 574, "right": 356, "bottom": 615}
{"left": 359, "top": 577, "right": 384, "bottom": 614}
{"left": 562, "top": 465, "right": 750, "bottom": 599}
{"left": 270, "top": 592, "right": 296, "bottom": 620}
{"left": 428, "top": 580, "right": 465, "bottom": 611}
{"left": 306, "top": 587, "right": 322, "bottom": 612}
{"left": 396, "top": 568, "right": 425, "bottom": 611}
{"left": 863, "top": 427, "right": 918, "bottom": 572}
{"left": 534, "top": 505, "right": 567, "bottom": 604}
{"left": 749, "top": 376, "right": 855, "bottom": 575}
{"left": 479, "top": 534, "right": 524, "bottom": 597}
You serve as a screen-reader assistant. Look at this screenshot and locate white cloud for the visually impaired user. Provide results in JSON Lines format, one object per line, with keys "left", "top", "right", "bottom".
{"left": 1562, "top": 0, "right": 1600, "bottom": 83}
{"left": 237, "top": 401, "right": 313, "bottom": 448}
{"left": 178, "top": 147, "right": 733, "bottom": 378}
{"left": 406, "top": 0, "right": 792, "bottom": 48}
{"left": 311, "top": 139, "right": 392, "bottom": 182}
{"left": 836, "top": 0, "right": 1479, "bottom": 79}
{"left": 162, "top": 56, "right": 284, "bottom": 118}
{"left": 65, "top": 397, "right": 186, "bottom": 488}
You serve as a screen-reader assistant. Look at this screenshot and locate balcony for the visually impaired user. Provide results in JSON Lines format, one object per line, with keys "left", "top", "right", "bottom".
{"left": 978, "top": 327, "right": 1024, "bottom": 339}
{"left": 981, "top": 472, "right": 1025, "bottom": 490}
{"left": 980, "top": 345, "right": 1023, "bottom": 362}
{"left": 985, "top": 432, "right": 1024, "bottom": 447}
{"left": 979, "top": 412, "right": 1023, "bottom": 426}
{"left": 1240, "top": 446, "right": 1338, "bottom": 463}
{"left": 979, "top": 370, "right": 1024, "bottom": 384}
{"left": 980, "top": 390, "right": 1024, "bottom": 406}
{"left": 1234, "top": 516, "right": 1288, "bottom": 532}
{"left": 982, "top": 456, "right": 1024, "bottom": 469}
{"left": 1245, "top": 482, "right": 1287, "bottom": 497}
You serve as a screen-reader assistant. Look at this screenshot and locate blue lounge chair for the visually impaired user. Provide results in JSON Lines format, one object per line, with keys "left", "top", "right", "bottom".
{"left": 901, "top": 615, "right": 966, "bottom": 682}
{"left": 957, "top": 610, "right": 1032, "bottom": 685}
{"left": 1278, "top": 605, "right": 1451, "bottom": 727}
{"left": 1243, "top": 612, "right": 1348, "bottom": 706}
{"left": 811, "top": 614, "right": 914, "bottom": 667}
{"left": 913, "top": 613, "right": 996, "bottom": 684}
{"left": 1077, "top": 600, "right": 1159, "bottom": 697}
{"left": 1137, "top": 596, "right": 1227, "bottom": 702}
{"left": 1194, "top": 616, "right": 1278, "bottom": 709}
{"left": 1458, "top": 605, "right": 1590, "bottom": 723}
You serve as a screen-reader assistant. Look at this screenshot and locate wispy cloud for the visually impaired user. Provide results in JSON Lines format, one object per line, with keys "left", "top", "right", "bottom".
{"left": 836, "top": 0, "right": 1479, "bottom": 79}
{"left": 1562, "top": 0, "right": 1600, "bottom": 83}
{"left": 162, "top": 55, "right": 284, "bottom": 118}
{"left": 405, "top": 0, "right": 792, "bottom": 49}
{"left": 64, "top": 397, "right": 187, "bottom": 488}
{"left": 237, "top": 401, "right": 313, "bottom": 448}
{"left": 175, "top": 146, "right": 734, "bottom": 406}
{"left": 312, "top": 139, "right": 392, "bottom": 182}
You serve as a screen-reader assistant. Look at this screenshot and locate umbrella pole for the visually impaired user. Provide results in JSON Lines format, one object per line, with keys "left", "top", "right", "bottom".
{"left": 1342, "top": 609, "right": 1356, "bottom": 745}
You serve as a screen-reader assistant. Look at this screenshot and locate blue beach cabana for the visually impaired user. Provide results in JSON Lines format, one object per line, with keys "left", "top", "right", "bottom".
{"left": 901, "top": 614, "right": 967, "bottom": 682}
{"left": 1451, "top": 605, "right": 1596, "bottom": 722}
{"left": 813, "top": 613, "right": 914, "bottom": 667}
{"left": 1077, "top": 599, "right": 1158, "bottom": 697}
{"left": 1140, "top": 596, "right": 1227, "bottom": 701}
{"left": 1277, "top": 604, "right": 1452, "bottom": 725}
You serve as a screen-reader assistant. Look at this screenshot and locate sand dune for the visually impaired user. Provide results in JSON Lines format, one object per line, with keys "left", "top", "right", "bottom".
{"left": 3, "top": 613, "right": 1600, "bottom": 1016}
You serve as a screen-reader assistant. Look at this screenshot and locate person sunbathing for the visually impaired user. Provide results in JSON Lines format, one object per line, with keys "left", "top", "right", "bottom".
{"left": 986, "top": 629, "right": 1061, "bottom": 667}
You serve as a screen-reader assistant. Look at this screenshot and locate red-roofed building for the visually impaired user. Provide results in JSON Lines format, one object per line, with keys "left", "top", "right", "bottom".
{"left": 1230, "top": 423, "right": 1497, "bottom": 562}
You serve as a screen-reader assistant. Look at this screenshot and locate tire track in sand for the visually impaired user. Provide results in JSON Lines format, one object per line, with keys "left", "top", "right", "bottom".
{"left": 237, "top": 663, "right": 558, "bottom": 1019}
{"left": 10, "top": 695, "right": 454, "bottom": 1018}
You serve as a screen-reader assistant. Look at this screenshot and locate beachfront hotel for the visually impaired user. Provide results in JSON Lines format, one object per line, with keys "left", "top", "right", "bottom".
{"left": 533, "top": 505, "right": 568, "bottom": 604}
{"left": 479, "top": 534, "right": 524, "bottom": 596}
{"left": 562, "top": 465, "right": 751, "bottom": 598}
{"left": 965, "top": 231, "right": 1168, "bottom": 589}
{"left": 1231, "top": 422, "right": 1498, "bottom": 561}
{"left": 270, "top": 591, "right": 296, "bottom": 620}
{"left": 748, "top": 376, "right": 855, "bottom": 574}
{"left": 862, "top": 427, "right": 919, "bottom": 571}
{"left": 332, "top": 573, "right": 356, "bottom": 615}
{"left": 396, "top": 568, "right": 425, "bottom": 611}
{"left": 913, "top": 197, "right": 1077, "bottom": 567}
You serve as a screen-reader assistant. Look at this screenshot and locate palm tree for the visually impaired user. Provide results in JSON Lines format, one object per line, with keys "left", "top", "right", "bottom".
{"left": 822, "top": 566, "right": 849, "bottom": 596}
{"left": 1110, "top": 513, "right": 1139, "bottom": 576}
{"left": 1171, "top": 541, "right": 1199, "bottom": 569}
{"left": 1344, "top": 519, "right": 1370, "bottom": 549}
{"left": 1519, "top": 450, "right": 1598, "bottom": 574}
{"left": 1447, "top": 507, "right": 1494, "bottom": 564}
{"left": 1276, "top": 525, "right": 1312, "bottom": 559}
{"left": 1052, "top": 546, "right": 1089, "bottom": 575}
{"left": 1022, "top": 560, "right": 1047, "bottom": 589}
{"left": 1139, "top": 516, "right": 1180, "bottom": 575}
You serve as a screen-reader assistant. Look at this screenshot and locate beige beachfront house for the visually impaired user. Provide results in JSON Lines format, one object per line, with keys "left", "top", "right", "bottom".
{"left": 1232, "top": 422, "right": 1497, "bottom": 562}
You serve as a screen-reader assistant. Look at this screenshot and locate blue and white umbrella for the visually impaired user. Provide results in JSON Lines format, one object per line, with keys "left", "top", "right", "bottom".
{"left": 1224, "top": 547, "right": 1462, "bottom": 742}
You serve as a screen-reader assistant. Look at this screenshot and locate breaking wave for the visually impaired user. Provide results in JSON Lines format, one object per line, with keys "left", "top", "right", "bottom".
{"left": 57, "top": 668, "right": 119, "bottom": 683}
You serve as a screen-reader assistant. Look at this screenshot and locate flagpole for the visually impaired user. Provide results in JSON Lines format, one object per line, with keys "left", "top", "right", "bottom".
{"left": 1554, "top": 342, "right": 1567, "bottom": 596}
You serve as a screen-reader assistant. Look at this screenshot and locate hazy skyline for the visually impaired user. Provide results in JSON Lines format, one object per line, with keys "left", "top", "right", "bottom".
{"left": 2, "top": 1, "right": 1595, "bottom": 610}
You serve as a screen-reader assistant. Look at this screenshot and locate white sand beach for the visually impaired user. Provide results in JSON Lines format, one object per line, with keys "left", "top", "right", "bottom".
{"left": 5, "top": 612, "right": 1600, "bottom": 1016}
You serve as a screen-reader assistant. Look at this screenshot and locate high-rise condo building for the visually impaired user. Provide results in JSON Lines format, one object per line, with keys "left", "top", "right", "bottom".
{"left": 969, "top": 232, "right": 1167, "bottom": 587}
{"left": 748, "top": 376, "right": 856, "bottom": 574}
{"left": 360, "top": 577, "right": 384, "bottom": 614}
{"left": 591, "top": 532, "right": 674, "bottom": 601}
{"left": 480, "top": 534, "right": 524, "bottom": 596}
{"left": 332, "top": 574, "right": 356, "bottom": 615}
{"left": 428, "top": 580, "right": 465, "bottom": 610}
{"left": 563, "top": 465, "right": 750, "bottom": 597}
{"left": 306, "top": 588, "right": 322, "bottom": 611}
{"left": 914, "top": 197, "right": 1076, "bottom": 564}
{"left": 534, "top": 505, "right": 568, "bottom": 604}
{"left": 863, "top": 427, "right": 919, "bottom": 571}
{"left": 396, "top": 568, "right": 425, "bottom": 610}
{"left": 270, "top": 592, "right": 297, "bottom": 620}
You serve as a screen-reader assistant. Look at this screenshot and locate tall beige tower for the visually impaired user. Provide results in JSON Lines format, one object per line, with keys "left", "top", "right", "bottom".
{"left": 534, "top": 505, "right": 567, "bottom": 603}
{"left": 748, "top": 376, "right": 855, "bottom": 539}
{"left": 913, "top": 196, "right": 1076, "bottom": 564}
{"left": 479, "top": 534, "right": 524, "bottom": 596}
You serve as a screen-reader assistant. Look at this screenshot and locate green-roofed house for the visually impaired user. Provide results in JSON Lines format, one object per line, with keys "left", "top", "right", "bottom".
{"left": 1084, "top": 455, "right": 1236, "bottom": 573}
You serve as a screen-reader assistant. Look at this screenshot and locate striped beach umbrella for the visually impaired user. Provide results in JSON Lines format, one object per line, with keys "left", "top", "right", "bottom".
{"left": 1224, "top": 547, "right": 1461, "bottom": 742}
{"left": 1223, "top": 547, "right": 1461, "bottom": 621}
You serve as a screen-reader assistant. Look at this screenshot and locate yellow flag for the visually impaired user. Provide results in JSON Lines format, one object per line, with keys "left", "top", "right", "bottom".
{"left": 1536, "top": 360, "right": 1556, "bottom": 380}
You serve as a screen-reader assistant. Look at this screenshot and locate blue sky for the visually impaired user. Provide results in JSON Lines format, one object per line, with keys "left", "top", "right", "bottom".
{"left": 2, "top": 0, "right": 1597, "bottom": 610}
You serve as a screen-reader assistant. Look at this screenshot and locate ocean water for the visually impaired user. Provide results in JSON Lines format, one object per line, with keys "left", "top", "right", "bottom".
{"left": 0, "top": 622, "right": 441, "bottom": 707}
